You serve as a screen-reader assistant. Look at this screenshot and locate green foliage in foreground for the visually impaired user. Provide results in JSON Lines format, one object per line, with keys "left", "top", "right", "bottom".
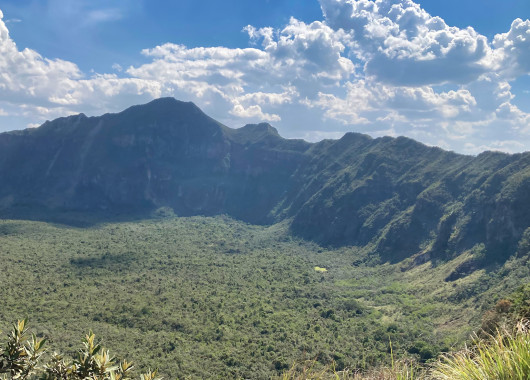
{"left": 280, "top": 287, "right": 530, "bottom": 380}
{"left": 0, "top": 319, "right": 160, "bottom": 380}
{"left": 279, "top": 352, "right": 424, "bottom": 379}
{"left": 279, "top": 321, "right": 530, "bottom": 379}
{"left": 433, "top": 321, "right": 530, "bottom": 380}
{"left": 481, "top": 282, "right": 530, "bottom": 334}
{"left": 4, "top": 317, "right": 530, "bottom": 380}
{"left": 0, "top": 318, "right": 426, "bottom": 380}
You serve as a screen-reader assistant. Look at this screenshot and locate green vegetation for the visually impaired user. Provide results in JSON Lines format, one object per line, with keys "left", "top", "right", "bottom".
{"left": 1, "top": 215, "right": 529, "bottom": 378}
{"left": 480, "top": 283, "right": 530, "bottom": 334}
{"left": 433, "top": 322, "right": 530, "bottom": 380}
{"left": 278, "top": 323, "right": 530, "bottom": 379}
{"left": 279, "top": 285, "right": 530, "bottom": 379}
{"left": 5, "top": 317, "right": 529, "bottom": 380}
{"left": 0, "top": 319, "right": 160, "bottom": 380}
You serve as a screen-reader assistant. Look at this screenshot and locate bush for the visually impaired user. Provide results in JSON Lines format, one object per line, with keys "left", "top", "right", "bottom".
{"left": 0, "top": 320, "right": 160, "bottom": 380}
{"left": 481, "top": 283, "right": 530, "bottom": 334}
{"left": 432, "top": 320, "right": 530, "bottom": 380}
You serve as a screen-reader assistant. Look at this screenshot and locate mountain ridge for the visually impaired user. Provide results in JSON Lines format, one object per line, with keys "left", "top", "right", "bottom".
{"left": 1, "top": 97, "right": 529, "bottom": 277}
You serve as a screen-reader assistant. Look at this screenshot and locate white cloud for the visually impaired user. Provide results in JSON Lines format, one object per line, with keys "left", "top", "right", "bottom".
{"left": 236, "top": 89, "right": 298, "bottom": 106}
{"left": 319, "top": 0, "right": 495, "bottom": 86}
{"left": 303, "top": 80, "right": 481, "bottom": 139}
{"left": 245, "top": 18, "right": 355, "bottom": 85}
{"left": 0, "top": 9, "right": 161, "bottom": 120}
{"left": 130, "top": 17, "right": 354, "bottom": 101}
{"left": 311, "top": 0, "right": 530, "bottom": 152}
{"left": 301, "top": 130, "right": 346, "bottom": 141}
{"left": 230, "top": 104, "right": 281, "bottom": 122}
{"left": 493, "top": 18, "right": 530, "bottom": 78}
{"left": 0, "top": 11, "right": 80, "bottom": 101}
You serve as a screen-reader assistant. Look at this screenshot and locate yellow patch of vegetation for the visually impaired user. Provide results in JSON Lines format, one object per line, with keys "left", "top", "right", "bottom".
{"left": 314, "top": 266, "right": 327, "bottom": 273}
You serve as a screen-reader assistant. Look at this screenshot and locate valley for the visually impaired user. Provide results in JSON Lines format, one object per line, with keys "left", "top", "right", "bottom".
{"left": 0, "top": 215, "right": 528, "bottom": 378}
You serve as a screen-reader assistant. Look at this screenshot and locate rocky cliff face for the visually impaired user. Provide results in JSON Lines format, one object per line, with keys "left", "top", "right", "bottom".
{"left": 0, "top": 98, "right": 309, "bottom": 223}
{"left": 1, "top": 97, "right": 529, "bottom": 271}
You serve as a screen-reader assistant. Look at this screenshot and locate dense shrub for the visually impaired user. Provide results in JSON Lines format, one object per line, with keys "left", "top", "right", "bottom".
{"left": 433, "top": 320, "right": 530, "bottom": 380}
{"left": 0, "top": 320, "right": 159, "bottom": 380}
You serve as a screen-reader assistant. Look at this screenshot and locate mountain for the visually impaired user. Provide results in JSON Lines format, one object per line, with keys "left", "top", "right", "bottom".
{"left": 0, "top": 98, "right": 309, "bottom": 224}
{"left": 1, "top": 97, "right": 529, "bottom": 275}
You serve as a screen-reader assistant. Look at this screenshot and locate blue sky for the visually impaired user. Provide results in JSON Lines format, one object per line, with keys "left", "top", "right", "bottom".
{"left": 1, "top": 0, "right": 530, "bottom": 153}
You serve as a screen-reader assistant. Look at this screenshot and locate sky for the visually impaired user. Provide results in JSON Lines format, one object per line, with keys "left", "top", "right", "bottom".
{"left": 1, "top": 0, "right": 530, "bottom": 154}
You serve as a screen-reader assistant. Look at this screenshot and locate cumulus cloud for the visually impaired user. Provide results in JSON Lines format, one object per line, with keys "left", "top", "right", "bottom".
{"left": 310, "top": 0, "right": 530, "bottom": 152}
{"left": 306, "top": 81, "right": 477, "bottom": 130}
{"left": 493, "top": 18, "right": 530, "bottom": 78}
{"left": 131, "top": 17, "right": 354, "bottom": 98}
{"left": 0, "top": 10, "right": 79, "bottom": 101}
{"left": 319, "top": 0, "right": 494, "bottom": 86}
{"left": 0, "top": 9, "right": 160, "bottom": 120}
{"left": 245, "top": 18, "right": 355, "bottom": 85}
{"left": 230, "top": 104, "right": 281, "bottom": 122}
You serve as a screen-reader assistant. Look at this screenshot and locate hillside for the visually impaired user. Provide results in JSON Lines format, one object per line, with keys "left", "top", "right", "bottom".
{"left": 1, "top": 98, "right": 529, "bottom": 275}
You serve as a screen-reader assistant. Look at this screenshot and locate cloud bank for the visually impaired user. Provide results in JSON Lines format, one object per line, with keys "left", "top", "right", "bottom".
{"left": 1, "top": 1, "right": 530, "bottom": 154}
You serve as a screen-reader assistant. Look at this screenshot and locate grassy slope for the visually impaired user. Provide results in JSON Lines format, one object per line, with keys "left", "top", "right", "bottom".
{"left": 0, "top": 216, "right": 529, "bottom": 379}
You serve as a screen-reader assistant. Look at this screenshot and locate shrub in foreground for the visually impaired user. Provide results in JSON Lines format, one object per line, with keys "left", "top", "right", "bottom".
{"left": 280, "top": 320, "right": 530, "bottom": 379}
{"left": 4, "top": 318, "right": 530, "bottom": 379}
{"left": 432, "top": 320, "right": 530, "bottom": 380}
{"left": 0, "top": 320, "right": 160, "bottom": 380}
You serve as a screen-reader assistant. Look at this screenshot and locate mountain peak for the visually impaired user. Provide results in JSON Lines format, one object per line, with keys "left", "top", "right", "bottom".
{"left": 121, "top": 97, "right": 201, "bottom": 115}
{"left": 145, "top": 97, "right": 195, "bottom": 108}
{"left": 227, "top": 122, "right": 280, "bottom": 144}
{"left": 243, "top": 122, "right": 279, "bottom": 135}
